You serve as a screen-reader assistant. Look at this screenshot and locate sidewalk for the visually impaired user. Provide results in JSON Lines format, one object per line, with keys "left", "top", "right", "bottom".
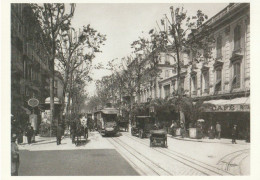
{"left": 18, "top": 132, "right": 114, "bottom": 151}
{"left": 169, "top": 134, "right": 250, "bottom": 145}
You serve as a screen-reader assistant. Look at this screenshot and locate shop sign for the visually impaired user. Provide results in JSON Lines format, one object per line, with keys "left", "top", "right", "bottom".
{"left": 28, "top": 98, "right": 39, "bottom": 107}
{"left": 205, "top": 104, "right": 250, "bottom": 112}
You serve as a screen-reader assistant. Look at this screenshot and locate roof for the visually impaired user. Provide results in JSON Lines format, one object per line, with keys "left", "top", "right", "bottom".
{"left": 98, "top": 108, "right": 118, "bottom": 114}
{"left": 150, "top": 129, "right": 167, "bottom": 135}
{"left": 136, "top": 116, "right": 151, "bottom": 118}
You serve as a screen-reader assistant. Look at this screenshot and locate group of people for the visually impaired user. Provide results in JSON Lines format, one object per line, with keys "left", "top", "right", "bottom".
{"left": 170, "top": 120, "right": 242, "bottom": 144}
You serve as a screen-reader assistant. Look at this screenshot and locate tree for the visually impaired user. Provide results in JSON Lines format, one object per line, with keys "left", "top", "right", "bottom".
{"left": 55, "top": 26, "right": 106, "bottom": 121}
{"left": 150, "top": 6, "right": 215, "bottom": 126}
{"left": 31, "top": 3, "right": 76, "bottom": 131}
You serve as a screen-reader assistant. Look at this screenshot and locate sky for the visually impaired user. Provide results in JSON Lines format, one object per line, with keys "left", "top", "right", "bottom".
{"left": 70, "top": 3, "right": 229, "bottom": 96}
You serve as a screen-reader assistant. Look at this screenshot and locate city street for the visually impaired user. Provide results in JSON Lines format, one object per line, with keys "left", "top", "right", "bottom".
{"left": 18, "top": 131, "right": 250, "bottom": 176}
{"left": 6, "top": 2, "right": 252, "bottom": 178}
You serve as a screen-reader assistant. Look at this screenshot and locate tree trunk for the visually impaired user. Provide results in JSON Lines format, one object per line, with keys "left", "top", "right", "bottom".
{"left": 49, "top": 64, "right": 55, "bottom": 137}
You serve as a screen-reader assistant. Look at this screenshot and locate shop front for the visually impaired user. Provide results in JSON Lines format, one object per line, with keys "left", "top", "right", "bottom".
{"left": 202, "top": 97, "right": 250, "bottom": 140}
{"left": 39, "top": 97, "right": 62, "bottom": 137}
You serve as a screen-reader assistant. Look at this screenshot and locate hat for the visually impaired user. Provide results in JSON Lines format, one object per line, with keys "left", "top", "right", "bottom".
{"left": 11, "top": 133, "right": 17, "bottom": 142}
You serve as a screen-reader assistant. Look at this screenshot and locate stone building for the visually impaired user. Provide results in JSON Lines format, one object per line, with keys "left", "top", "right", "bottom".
{"left": 11, "top": 4, "right": 64, "bottom": 130}
{"left": 132, "top": 3, "right": 250, "bottom": 139}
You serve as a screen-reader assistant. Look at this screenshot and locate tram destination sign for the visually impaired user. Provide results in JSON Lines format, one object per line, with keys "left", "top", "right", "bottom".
{"left": 205, "top": 104, "right": 250, "bottom": 112}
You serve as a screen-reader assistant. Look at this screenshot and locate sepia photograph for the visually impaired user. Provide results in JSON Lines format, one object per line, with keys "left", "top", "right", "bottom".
{"left": 2, "top": 1, "right": 255, "bottom": 177}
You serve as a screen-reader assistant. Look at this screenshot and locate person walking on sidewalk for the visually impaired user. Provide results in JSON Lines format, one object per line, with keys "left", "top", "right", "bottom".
{"left": 231, "top": 124, "right": 238, "bottom": 144}
{"left": 208, "top": 125, "right": 215, "bottom": 139}
{"left": 56, "top": 123, "right": 63, "bottom": 145}
{"left": 11, "top": 134, "right": 20, "bottom": 176}
{"left": 216, "top": 122, "right": 221, "bottom": 139}
{"left": 25, "top": 124, "right": 34, "bottom": 144}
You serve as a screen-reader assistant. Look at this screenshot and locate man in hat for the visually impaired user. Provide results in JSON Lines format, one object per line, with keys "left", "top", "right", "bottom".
{"left": 25, "top": 123, "right": 34, "bottom": 144}
{"left": 11, "top": 133, "right": 20, "bottom": 176}
{"left": 216, "top": 122, "right": 221, "bottom": 139}
{"left": 56, "top": 123, "right": 64, "bottom": 145}
{"left": 231, "top": 124, "right": 238, "bottom": 144}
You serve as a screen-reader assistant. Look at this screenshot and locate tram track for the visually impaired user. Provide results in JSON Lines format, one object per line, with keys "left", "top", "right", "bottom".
{"left": 123, "top": 133, "right": 233, "bottom": 176}
{"left": 107, "top": 137, "right": 173, "bottom": 175}
{"left": 217, "top": 149, "right": 249, "bottom": 175}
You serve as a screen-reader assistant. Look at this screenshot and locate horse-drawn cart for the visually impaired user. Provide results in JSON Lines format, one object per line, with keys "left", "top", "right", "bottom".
{"left": 75, "top": 124, "right": 88, "bottom": 146}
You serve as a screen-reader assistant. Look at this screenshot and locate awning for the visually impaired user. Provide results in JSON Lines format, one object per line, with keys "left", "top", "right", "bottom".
{"left": 45, "top": 97, "right": 61, "bottom": 104}
{"left": 203, "top": 97, "right": 250, "bottom": 112}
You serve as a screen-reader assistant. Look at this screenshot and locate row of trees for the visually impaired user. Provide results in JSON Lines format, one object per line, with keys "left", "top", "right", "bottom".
{"left": 87, "top": 6, "right": 215, "bottom": 127}
{"left": 30, "top": 4, "right": 106, "bottom": 125}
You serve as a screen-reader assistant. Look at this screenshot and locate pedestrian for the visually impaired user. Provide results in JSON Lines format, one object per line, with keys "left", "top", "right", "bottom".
{"left": 25, "top": 124, "right": 34, "bottom": 144}
{"left": 11, "top": 133, "right": 20, "bottom": 176}
{"left": 216, "top": 122, "right": 221, "bottom": 139}
{"left": 71, "top": 121, "right": 76, "bottom": 144}
{"left": 208, "top": 125, "right": 215, "bottom": 139}
{"left": 56, "top": 123, "right": 64, "bottom": 145}
{"left": 170, "top": 121, "right": 176, "bottom": 136}
{"left": 180, "top": 123, "right": 185, "bottom": 138}
{"left": 17, "top": 125, "right": 23, "bottom": 144}
{"left": 231, "top": 124, "right": 238, "bottom": 144}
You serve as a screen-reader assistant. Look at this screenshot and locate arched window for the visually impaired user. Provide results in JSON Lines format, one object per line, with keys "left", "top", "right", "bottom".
{"left": 234, "top": 25, "right": 241, "bottom": 51}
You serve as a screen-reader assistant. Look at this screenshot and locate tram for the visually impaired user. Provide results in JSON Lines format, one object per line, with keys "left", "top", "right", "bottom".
{"left": 95, "top": 108, "right": 119, "bottom": 136}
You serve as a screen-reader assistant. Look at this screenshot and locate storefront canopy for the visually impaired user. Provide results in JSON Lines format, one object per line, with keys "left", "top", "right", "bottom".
{"left": 203, "top": 97, "right": 250, "bottom": 112}
{"left": 45, "top": 97, "right": 61, "bottom": 104}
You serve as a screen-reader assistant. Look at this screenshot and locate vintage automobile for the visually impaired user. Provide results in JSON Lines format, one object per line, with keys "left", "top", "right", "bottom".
{"left": 117, "top": 116, "right": 129, "bottom": 132}
{"left": 150, "top": 129, "right": 168, "bottom": 148}
{"left": 95, "top": 108, "right": 119, "bottom": 136}
{"left": 131, "top": 116, "right": 155, "bottom": 138}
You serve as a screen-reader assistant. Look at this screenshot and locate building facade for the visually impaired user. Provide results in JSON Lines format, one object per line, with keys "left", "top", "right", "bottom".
{"left": 11, "top": 4, "right": 52, "bottom": 129}
{"left": 129, "top": 3, "right": 250, "bottom": 138}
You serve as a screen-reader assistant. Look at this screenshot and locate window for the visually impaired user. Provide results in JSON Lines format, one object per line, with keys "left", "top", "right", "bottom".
{"left": 216, "top": 36, "right": 222, "bottom": 58}
{"left": 232, "top": 63, "right": 241, "bottom": 89}
{"left": 172, "top": 80, "right": 176, "bottom": 93}
{"left": 180, "top": 78, "right": 185, "bottom": 93}
{"left": 192, "top": 75, "right": 197, "bottom": 95}
{"left": 203, "top": 71, "right": 209, "bottom": 93}
{"left": 172, "top": 68, "right": 176, "bottom": 74}
{"left": 164, "top": 85, "right": 170, "bottom": 98}
{"left": 23, "top": 60, "right": 27, "bottom": 79}
{"left": 215, "top": 68, "right": 222, "bottom": 92}
{"left": 165, "top": 70, "right": 169, "bottom": 78}
{"left": 234, "top": 25, "right": 241, "bottom": 51}
{"left": 54, "top": 80, "right": 58, "bottom": 96}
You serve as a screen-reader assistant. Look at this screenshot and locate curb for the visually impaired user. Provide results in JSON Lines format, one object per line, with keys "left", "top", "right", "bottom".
{"left": 169, "top": 135, "right": 250, "bottom": 145}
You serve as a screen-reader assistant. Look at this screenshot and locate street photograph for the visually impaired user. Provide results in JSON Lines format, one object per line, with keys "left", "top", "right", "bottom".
{"left": 6, "top": 2, "right": 251, "bottom": 177}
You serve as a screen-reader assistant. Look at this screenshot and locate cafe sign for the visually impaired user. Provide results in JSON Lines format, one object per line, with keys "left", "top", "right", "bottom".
{"left": 205, "top": 104, "right": 250, "bottom": 112}
{"left": 28, "top": 98, "right": 39, "bottom": 107}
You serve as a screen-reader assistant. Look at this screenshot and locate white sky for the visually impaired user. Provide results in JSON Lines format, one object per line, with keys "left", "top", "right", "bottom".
{"left": 70, "top": 3, "right": 229, "bottom": 96}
